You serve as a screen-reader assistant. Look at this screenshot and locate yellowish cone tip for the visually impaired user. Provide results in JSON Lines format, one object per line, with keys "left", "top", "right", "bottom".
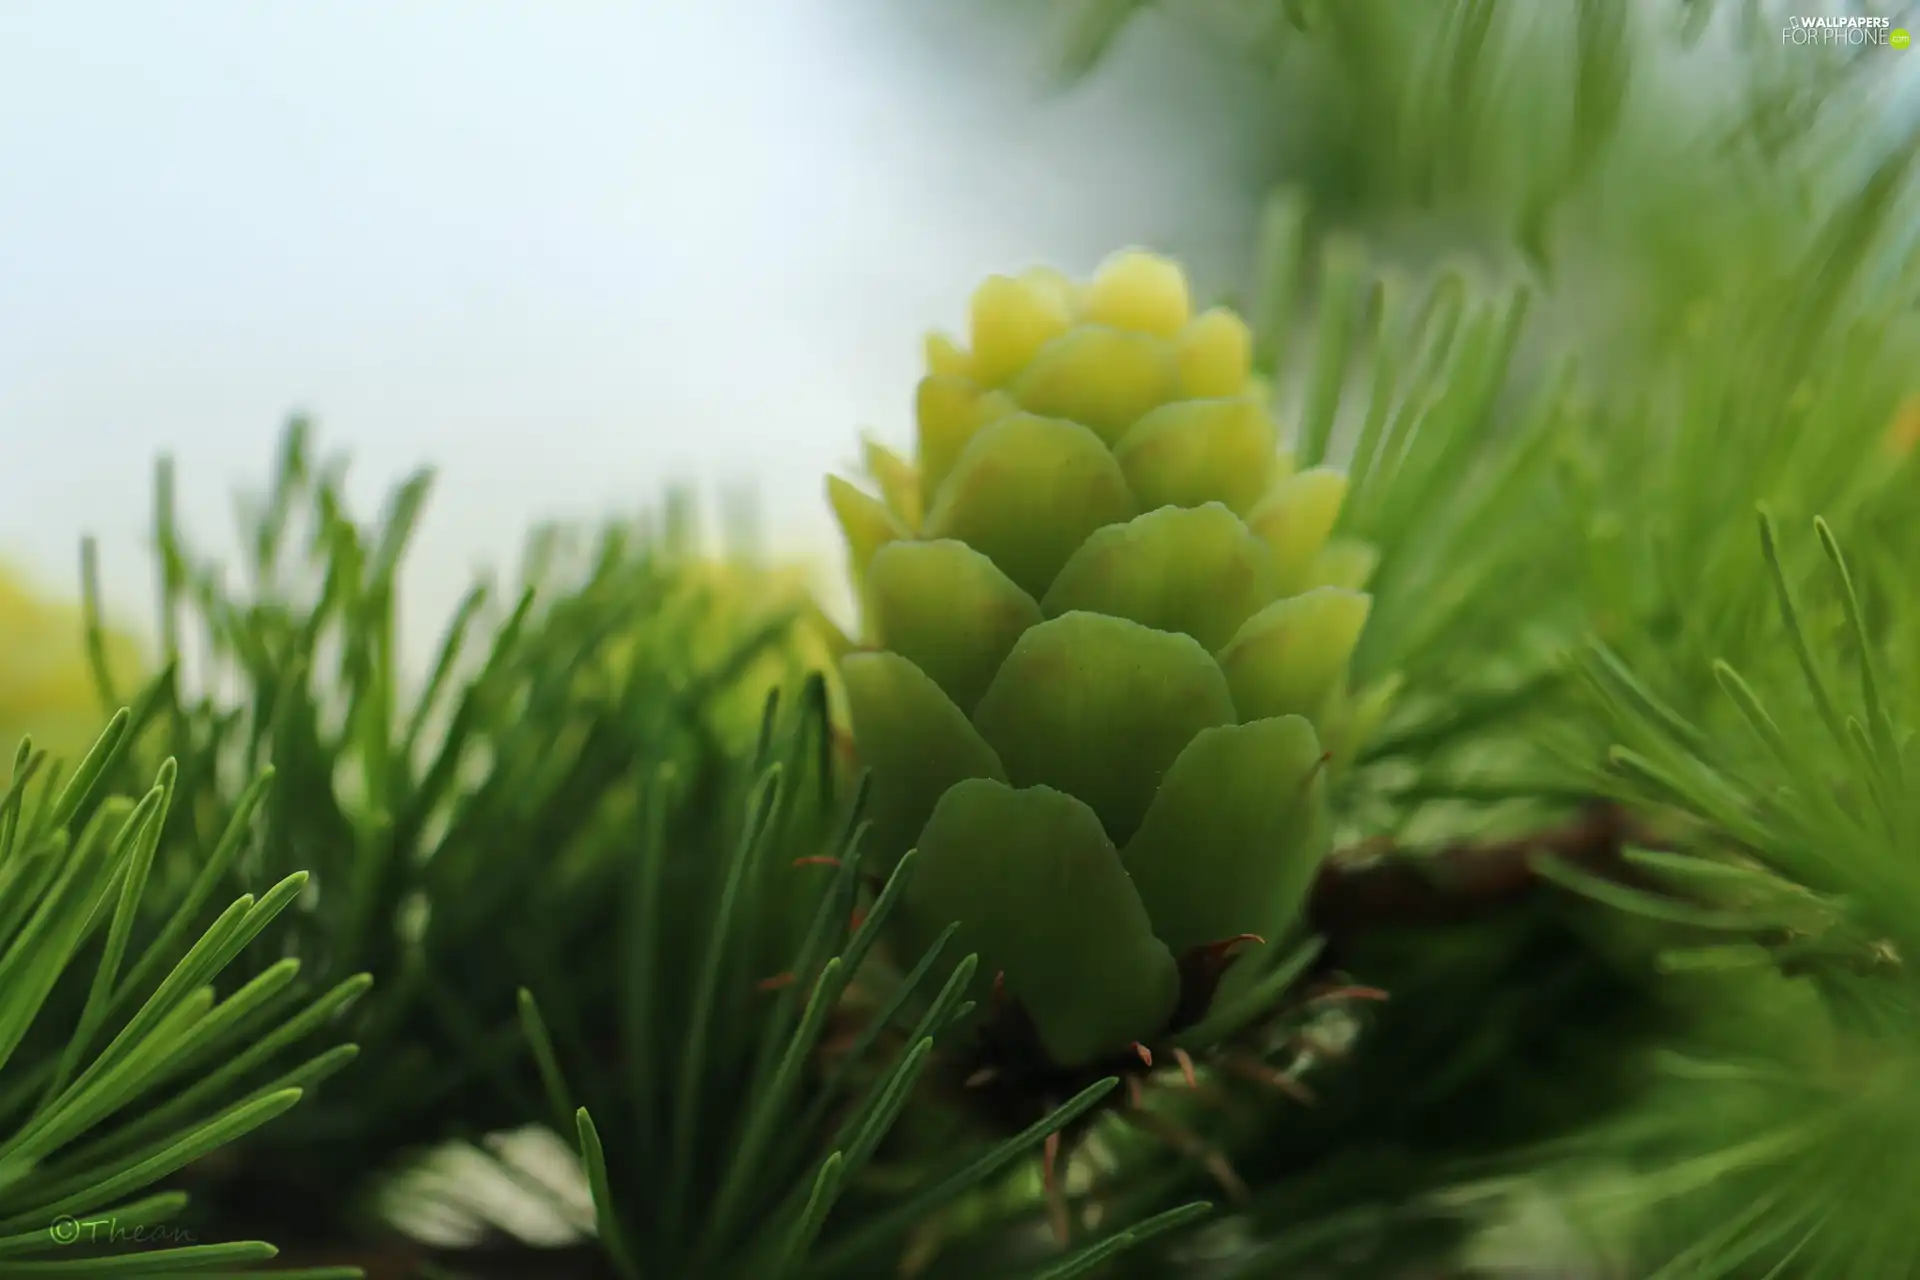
{"left": 1080, "top": 250, "right": 1192, "bottom": 339}
{"left": 843, "top": 248, "right": 1386, "bottom": 663}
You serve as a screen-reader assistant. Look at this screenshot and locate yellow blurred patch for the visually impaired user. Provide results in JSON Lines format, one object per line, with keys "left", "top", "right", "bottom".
{"left": 0, "top": 562, "right": 146, "bottom": 766}
{"left": 1883, "top": 393, "right": 1920, "bottom": 459}
{"left": 657, "top": 557, "right": 851, "bottom": 736}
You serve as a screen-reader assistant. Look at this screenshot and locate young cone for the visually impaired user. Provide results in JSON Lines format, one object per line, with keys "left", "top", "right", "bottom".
{"left": 828, "top": 250, "right": 1377, "bottom": 1074}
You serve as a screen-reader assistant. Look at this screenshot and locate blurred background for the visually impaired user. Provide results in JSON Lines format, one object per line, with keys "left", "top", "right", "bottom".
{"left": 9, "top": 0, "right": 1915, "bottom": 669}
{"left": 1, "top": 0, "right": 1281, "bottom": 664}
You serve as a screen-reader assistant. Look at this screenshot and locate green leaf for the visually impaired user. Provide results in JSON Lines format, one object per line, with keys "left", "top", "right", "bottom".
{"left": 576, "top": 1108, "right": 641, "bottom": 1280}
{"left": 0, "top": 1088, "right": 305, "bottom": 1233}
{"left": 826, "top": 476, "right": 908, "bottom": 587}
{"left": 840, "top": 653, "right": 1007, "bottom": 872}
{"left": 43, "top": 708, "right": 131, "bottom": 835}
{"left": 1025, "top": 1201, "right": 1215, "bottom": 1279}
{"left": 1124, "top": 715, "right": 1331, "bottom": 956}
{"left": 1247, "top": 469, "right": 1351, "bottom": 596}
{"left": 1298, "top": 237, "right": 1369, "bottom": 468}
{"left": 1010, "top": 326, "right": 1179, "bottom": 446}
{"left": 1112, "top": 396, "right": 1279, "bottom": 516}
{"left": 915, "top": 375, "right": 1018, "bottom": 508}
{"left": 903, "top": 780, "right": 1179, "bottom": 1067}
{"left": 972, "top": 612, "right": 1236, "bottom": 844}
{"left": 1252, "top": 191, "right": 1309, "bottom": 376}
{"left": 1307, "top": 536, "right": 1379, "bottom": 590}
{"left": 805, "top": 1078, "right": 1121, "bottom": 1277}
{"left": 867, "top": 540, "right": 1042, "bottom": 715}
{"left": 1218, "top": 587, "right": 1371, "bottom": 724}
{"left": 923, "top": 412, "right": 1138, "bottom": 600}
{"left": 1041, "top": 503, "right": 1277, "bottom": 653}
{"left": 666, "top": 767, "right": 783, "bottom": 1236}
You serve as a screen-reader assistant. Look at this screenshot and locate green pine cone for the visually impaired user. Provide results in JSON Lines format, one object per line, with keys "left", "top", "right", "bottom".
{"left": 829, "top": 251, "right": 1383, "bottom": 1070}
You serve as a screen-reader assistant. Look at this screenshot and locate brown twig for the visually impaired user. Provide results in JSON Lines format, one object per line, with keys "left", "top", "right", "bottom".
{"left": 1307, "top": 801, "right": 1662, "bottom": 953}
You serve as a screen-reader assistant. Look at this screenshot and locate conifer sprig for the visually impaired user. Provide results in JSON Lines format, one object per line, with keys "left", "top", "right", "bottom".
{"left": 75, "top": 421, "right": 825, "bottom": 1242}
{"left": 0, "top": 714, "right": 362, "bottom": 1278}
{"left": 1545, "top": 514, "right": 1920, "bottom": 1276}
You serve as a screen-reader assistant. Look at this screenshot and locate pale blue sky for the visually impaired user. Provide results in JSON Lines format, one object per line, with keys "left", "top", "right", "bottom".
{"left": 0, "top": 1, "right": 1269, "bottom": 660}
